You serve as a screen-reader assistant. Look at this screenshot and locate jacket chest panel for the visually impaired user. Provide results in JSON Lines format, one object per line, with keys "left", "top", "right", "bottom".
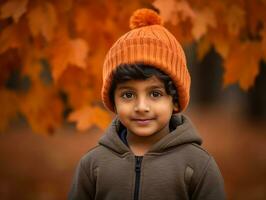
{"left": 95, "top": 153, "right": 190, "bottom": 200}
{"left": 95, "top": 155, "right": 135, "bottom": 199}
{"left": 140, "top": 155, "right": 190, "bottom": 200}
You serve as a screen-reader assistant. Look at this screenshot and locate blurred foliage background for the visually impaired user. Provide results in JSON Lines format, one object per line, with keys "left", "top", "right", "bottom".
{"left": 0, "top": 0, "right": 265, "bottom": 199}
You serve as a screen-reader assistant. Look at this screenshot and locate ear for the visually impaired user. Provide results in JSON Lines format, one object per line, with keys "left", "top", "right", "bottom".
{"left": 173, "top": 103, "right": 179, "bottom": 112}
{"left": 113, "top": 105, "right": 117, "bottom": 114}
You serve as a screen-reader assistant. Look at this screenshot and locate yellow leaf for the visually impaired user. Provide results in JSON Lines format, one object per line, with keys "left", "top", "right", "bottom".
{"left": 0, "top": 0, "right": 28, "bottom": 23}
{"left": 192, "top": 8, "right": 217, "bottom": 40}
{"left": 27, "top": 2, "right": 57, "bottom": 41}
{"left": 68, "top": 105, "right": 112, "bottom": 131}
{"left": 224, "top": 41, "right": 262, "bottom": 90}
{"left": 49, "top": 34, "right": 89, "bottom": 81}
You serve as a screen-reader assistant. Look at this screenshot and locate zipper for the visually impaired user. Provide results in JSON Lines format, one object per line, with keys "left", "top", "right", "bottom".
{"left": 134, "top": 156, "right": 143, "bottom": 200}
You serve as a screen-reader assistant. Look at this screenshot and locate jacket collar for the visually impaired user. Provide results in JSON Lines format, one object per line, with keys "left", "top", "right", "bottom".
{"left": 98, "top": 114, "right": 202, "bottom": 156}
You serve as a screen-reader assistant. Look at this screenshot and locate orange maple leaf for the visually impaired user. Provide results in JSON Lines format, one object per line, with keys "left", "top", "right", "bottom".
{"left": 19, "top": 82, "right": 63, "bottom": 135}
{"left": 54, "top": 0, "right": 73, "bottom": 12}
{"left": 245, "top": 0, "right": 266, "bottom": 36}
{"left": 0, "top": 0, "right": 28, "bottom": 23}
{"left": 68, "top": 105, "right": 112, "bottom": 131}
{"left": 261, "top": 28, "right": 266, "bottom": 61}
{"left": 226, "top": 5, "right": 246, "bottom": 37}
{"left": 211, "top": 31, "right": 231, "bottom": 59}
{"left": 153, "top": 0, "right": 195, "bottom": 25}
{"left": 27, "top": 2, "right": 57, "bottom": 41}
{"left": 224, "top": 41, "right": 262, "bottom": 90}
{"left": 197, "top": 36, "right": 211, "bottom": 60}
{"left": 57, "top": 66, "right": 94, "bottom": 109}
{"left": 0, "top": 89, "right": 19, "bottom": 132}
{"left": 192, "top": 8, "right": 217, "bottom": 40}
{"left": 0, "top": 23, "right": 25, "bottom": 53}
{"left": 49, "top": 34, "right": 89, "bottom": 81}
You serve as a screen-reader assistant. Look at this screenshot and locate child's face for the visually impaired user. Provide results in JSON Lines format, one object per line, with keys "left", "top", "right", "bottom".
{"left": 114, "top": 76, "right": 176, "bottom": 138}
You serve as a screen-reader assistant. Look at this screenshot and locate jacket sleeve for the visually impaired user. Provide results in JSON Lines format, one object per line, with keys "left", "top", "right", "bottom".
{"left": 191, "top": 156, "right": 226, "bottom": 200}
{"left": 68, "top": 157, "right": 95, "bottom": 200}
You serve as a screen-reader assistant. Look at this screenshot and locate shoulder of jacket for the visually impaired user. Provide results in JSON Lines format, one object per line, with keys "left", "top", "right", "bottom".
{"left": 177, "top": 142, "right": 211, "bottom": 156}
{"left": 180, "top": 143, "right": 213, "bottom": 167}
{"left": 82, "top": 144, "right": 104, "bottom": 157}
{"left": 190, "top": 143, "right": 211, "bottom": 156}
{"left": 181, "top": 143, "right": 217, "bottom": 195}
{"left": 80, "top": 144, "right": 111, "bottom": 164}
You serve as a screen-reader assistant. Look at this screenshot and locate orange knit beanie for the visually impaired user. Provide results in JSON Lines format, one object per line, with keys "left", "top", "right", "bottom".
{"left": 101, "top": 8, "right": 191, "bottom": 113}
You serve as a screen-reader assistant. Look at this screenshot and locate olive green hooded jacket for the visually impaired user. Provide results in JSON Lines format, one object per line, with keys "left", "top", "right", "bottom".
{"left": 69, "top": 114, "right": 225, "bottom": 200}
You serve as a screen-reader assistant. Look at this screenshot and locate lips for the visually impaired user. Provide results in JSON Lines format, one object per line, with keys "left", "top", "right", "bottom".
{"left": 131, "top": 118, "right": 155, "bottom": 125}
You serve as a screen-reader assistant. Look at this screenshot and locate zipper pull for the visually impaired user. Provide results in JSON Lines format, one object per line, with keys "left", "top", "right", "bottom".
{"left": 135, "top": 156, "right": 142, "bottom": 172}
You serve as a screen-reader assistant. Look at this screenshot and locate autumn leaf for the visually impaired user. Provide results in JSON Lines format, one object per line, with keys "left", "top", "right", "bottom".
{"left": 57, "top": 66, "right": 94, "bottom": 109}
{"left": 19, "top": 82, "right": 63, "bottom": 135}
{"left": 153, "top": 0, "right": 179, "bottom": 25}
{"left": 54, "top": 0, "right": 73, "bottom": 13}
{"left": 0, "top": 22, "right": 24, "bottom": 53}
{"left": 14, "top": 48, "right": 64, "bottom": 135}
{"left": 192, "top": 8, "right": 216, "bottom": 40}
{"left": 0, "top": 89, "right": 19, "bottom": 132}
{"left": 1, "top": 0, "right": 266, "bottom": 134}
{"left": 0, "top": 49, "right": 21, "bottom": 85}
{"left": 226, "top": 5, "right": 246, "bottom": 36}
{"left": 0, "top": 0, "right": 28, "bottom": 23}
{"left": 27, "top": 1, "right": 57, "bottom": 41}
{"left": 153, "top": 0, "right": 195, "bottom": 25}
{"left": 261, "top": 28, "right": 266, "bottom": 60}
{"left": 68, "top": 105, "right": 112, "bottom": 131}
{"left": 245, "top": 0, "right": 266, "bottom": 37}
{"left": 212, "top": 35, "right": 230, "bottom": 59}
{"left": 19, "top": 44, "right": 45, "bottom": 83}
{"left": 224, "top": 41, "right": 262, "bottom": 90}
{"left": 197, "top": 36, "right": 211, "bottom": 60}
{"left": 49, "top": 34, "right": 89, "bottom": 81}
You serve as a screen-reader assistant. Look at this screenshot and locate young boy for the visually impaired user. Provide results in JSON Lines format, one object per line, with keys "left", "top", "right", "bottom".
{"left": 68, "top": 8, "right": 225, "bottom": 200}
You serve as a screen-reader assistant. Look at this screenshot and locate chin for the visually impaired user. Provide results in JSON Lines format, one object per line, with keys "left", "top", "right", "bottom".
{"left": 129, "top": 128, "right": 157, "bottom": 137}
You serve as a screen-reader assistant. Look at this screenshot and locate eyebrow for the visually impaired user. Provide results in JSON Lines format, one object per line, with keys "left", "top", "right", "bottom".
{"left": 116, "top": 85, "right": 165, "bottom": 90}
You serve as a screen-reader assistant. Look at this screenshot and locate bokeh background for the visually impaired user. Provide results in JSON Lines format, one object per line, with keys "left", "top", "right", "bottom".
{"left": 0, "top": 0, "right": 266, "bottom": 199}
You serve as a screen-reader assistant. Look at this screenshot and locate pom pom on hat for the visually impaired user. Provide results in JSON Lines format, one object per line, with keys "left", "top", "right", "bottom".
{"left": 129, "top": 8, "right": 162, "bottom": 29}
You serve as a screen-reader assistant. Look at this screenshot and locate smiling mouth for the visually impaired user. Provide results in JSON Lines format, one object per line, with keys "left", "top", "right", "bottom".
{"left": 131, "top": 118, "right": 155, "bottom": 125}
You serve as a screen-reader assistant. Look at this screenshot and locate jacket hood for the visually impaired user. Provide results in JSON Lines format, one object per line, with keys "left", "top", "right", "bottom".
{"left": 98, "top": 114, "right": 202, "bottom": 156}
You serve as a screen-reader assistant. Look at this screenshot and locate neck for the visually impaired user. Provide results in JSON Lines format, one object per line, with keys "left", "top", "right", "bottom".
{"left": 127, "top": 123, "right": 170, "bottom": 156}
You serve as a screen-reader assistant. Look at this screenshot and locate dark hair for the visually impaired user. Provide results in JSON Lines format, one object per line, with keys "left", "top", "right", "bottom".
{"left": 109, "top": 63, "right": 179, "bottom": 107}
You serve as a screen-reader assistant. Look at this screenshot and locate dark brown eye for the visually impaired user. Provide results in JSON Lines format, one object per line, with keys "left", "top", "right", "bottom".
{"left": 151, "top": 91, "right": 162, "bottom": 98}
{"left": 121, "top": 92, "right": 134, "bottom": 99}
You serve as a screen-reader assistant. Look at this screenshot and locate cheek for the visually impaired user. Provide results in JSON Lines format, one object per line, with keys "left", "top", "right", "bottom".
{"left": 154, "top": 98, "right": 174, "bottom": 112}
{"left": 116, "top": 103, "right": 132, "bottom": 114}
{"left": 115, "top": 103, "right": 133, "bottom": 126}
{"left": 114, "top": 97, "right": 132, "bottom": 115}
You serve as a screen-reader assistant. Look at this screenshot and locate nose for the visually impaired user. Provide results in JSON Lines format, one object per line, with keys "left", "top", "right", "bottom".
{"left": 134, "top": 97, "right": 150, "bottom": 112}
